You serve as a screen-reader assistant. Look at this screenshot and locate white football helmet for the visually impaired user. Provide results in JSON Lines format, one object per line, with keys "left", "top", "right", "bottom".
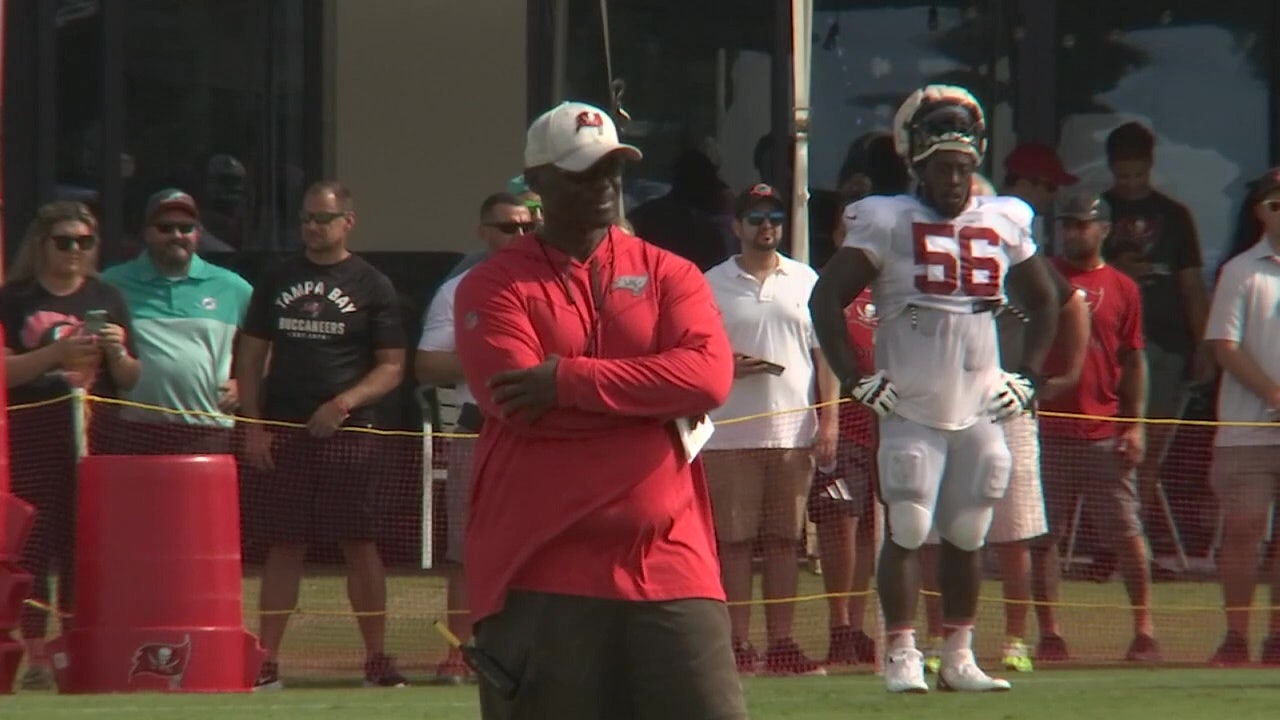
{"left": 892, "top": 85, "right": 988, "bottom": 170}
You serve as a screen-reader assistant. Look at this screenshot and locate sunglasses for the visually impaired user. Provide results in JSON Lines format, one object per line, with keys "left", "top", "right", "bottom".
{"left": 745, "top": 210, "right": 786, "bottom": 227}
{"left": 487, "top": 222, "right": 535, "bottom": 235}
{"left": 153, "top": 222, "right": 197, "bottom": 235}
{"left": 299, "top": 211, "right": 349, "bottom": 225}
{"left": 50, "top": 234, "right": 97, "bottom": 251}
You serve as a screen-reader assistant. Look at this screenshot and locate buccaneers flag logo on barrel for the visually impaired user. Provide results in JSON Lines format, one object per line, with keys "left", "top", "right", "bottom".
{"left": 129, "top": 635, "right": 193, "bottom": 688}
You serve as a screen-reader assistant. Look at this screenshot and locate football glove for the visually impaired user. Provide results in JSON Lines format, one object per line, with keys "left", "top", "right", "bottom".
{"left": 987, "top": 371, "right": 1036, "bottom": 422}
{"left": 848, "top": 371, "right": 899, "bottom": 418}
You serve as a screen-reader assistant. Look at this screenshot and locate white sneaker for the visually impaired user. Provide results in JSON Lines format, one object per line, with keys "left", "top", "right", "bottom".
{"left": 937, "top": 649, "right": 1011, "bottom": 692}
{"left": 884, "top": 648, "right": 929, "bottom": 694}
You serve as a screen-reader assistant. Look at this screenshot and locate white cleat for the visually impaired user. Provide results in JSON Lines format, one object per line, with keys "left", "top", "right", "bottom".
{"left": 937, "top": 649, "right": 1012, "bottom": 692}
{"left": 884, "top": 648, "right": 930, "bottom": 694}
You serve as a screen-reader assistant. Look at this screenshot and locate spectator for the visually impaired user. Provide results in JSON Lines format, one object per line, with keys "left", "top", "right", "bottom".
{"left": 808, "top": 286, "right": 878, "bottom": 666}
{"left": 629, "top": 149, "right": 736, "bottom": 271}
{"left": 834, "top": 132, "right": 912, "bottom": 209}
{"left": 413, "top": 192, "right": 529, "bottom": 685}
{"left": 807, "top": 139, "right": 909, "bottom": 667}
{"left": 1101, "top": 122, "right": 1213, "bottom": 516}
{"left": 1037, "top": 190, "right": 1158, "bottom": 662}
{"left": 99, "top": 189, "right": 252, "bottom": 453}
{"left": 1204, "top": 167, "right": 1280, "bottom": 666}
{"left": 453, "top": 100, "right": 745, "bottom": 720}
{"left": 1002, "top": 142, "right": 1080, "bottom": 256}
{"left": 1, "top": 201, "right": 140, "bottom": 689}
{"left": 237, "top": 180, "right": 408, "bottom": 690}
{"left": 441, "top": 193, "right": 534, "bottom": 283}
{"left": 508, "top": 173, "right": 544, "bottom": 230}
{"left": 702, "top": 183, "right": 839, "bottom": 676}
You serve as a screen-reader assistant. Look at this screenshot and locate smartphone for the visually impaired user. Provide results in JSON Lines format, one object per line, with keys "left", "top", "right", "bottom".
{"left": 759, "top": 360, "right": 786, "bottom": 376}
{"left": 83, "top": 309, "right": 109, "bottom": 336}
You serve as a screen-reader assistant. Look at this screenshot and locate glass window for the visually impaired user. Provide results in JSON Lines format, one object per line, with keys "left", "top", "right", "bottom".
{"left": 1054, "top": 1, "right": 1271, "bottom": 273}
{"left": 808, "top": 1, "right": 1012, "bottom": 263}
{"left": 561, "top": 0, "right": 776, "bottom": 204}
{"left": 115, "top": 0, "right": 311, "bottom": 255}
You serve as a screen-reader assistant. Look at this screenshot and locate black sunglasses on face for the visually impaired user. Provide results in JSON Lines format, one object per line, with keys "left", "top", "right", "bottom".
{"left": 745, "top": 211, "right": 786, "bottom": 227}
{"left": 50, "top": 234, "right": 97, "bottom": 251}
{"left": 153, "top": 222, "right": 197, "bottom": 235}
{"left": 299, "top": 211, "right": 348, "bottom": 225}
{"left": 486, "top": 222, "right": 535, "bottom": 235}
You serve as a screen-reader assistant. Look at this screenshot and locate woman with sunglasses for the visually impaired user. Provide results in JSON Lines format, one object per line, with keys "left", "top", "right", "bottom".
{"left": 0, "top": 201, "right": 140, "bottom": 689}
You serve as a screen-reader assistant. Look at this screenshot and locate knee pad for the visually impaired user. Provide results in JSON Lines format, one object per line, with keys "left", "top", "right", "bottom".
{"left": 887, "top": 501, "right": 934, "bottom": 550}
{"left": 974, "top": 444, "right": 1013, "bottom": 501}
{"left": 879, "top": 448, "right": 930, "bottom": 504}
{"left": 940, "top": 505, "right": 996, "bottom": 551}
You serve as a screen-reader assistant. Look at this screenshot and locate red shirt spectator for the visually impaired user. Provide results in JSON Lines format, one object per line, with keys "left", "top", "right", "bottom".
{"left": 1040, "top": 257, "right": 1144, "bottom": 439}
{"left": 454, "top": 227, "right": 734, "bottom": 624}
{"left": 841, "top": 289, "right": 878, "bottom": 447}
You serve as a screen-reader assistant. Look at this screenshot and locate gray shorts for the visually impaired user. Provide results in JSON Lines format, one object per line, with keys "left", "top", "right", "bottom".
{"left": 1041, "top": 435, "right": 1144, "bottom": 543}
{"left": 1144, "top": 344, "right": 1189, "bottom": 419}
{"left": 445, "top": 436, "right": 476, "bottom": 564}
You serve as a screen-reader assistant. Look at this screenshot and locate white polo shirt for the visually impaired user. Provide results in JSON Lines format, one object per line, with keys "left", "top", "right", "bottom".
{"left": 704, "top": 254, "right": 820, "bottom": 449}
{"left": 1205, "top": 239, "right": 1280, "bottom": 447}
{"left": 418, "top": 270, "right": 475, "bottom": 407}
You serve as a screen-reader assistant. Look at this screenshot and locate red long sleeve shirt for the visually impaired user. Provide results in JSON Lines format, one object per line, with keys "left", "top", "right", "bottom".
{"left": 453, "top": 226, "right": 734, "bottom": 624}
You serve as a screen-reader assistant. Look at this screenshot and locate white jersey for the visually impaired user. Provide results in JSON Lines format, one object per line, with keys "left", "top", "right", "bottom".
{"left": 842, "top": 194, "right": 1037, "bottom": 430}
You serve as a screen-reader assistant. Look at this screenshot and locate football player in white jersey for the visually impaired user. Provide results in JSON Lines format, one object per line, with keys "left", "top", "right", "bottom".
{"left": 809, "top": 85, "right": 1062, "bottom": 693}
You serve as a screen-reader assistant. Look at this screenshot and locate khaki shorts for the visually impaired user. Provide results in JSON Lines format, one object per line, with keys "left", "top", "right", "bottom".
{"left": 703, "top": 448, "right": 814, "bottom": 543}
{"left": 1210, "top": 445, "right": 1280, "bottom": 519}
{"left": 475, "top": 591, "right": 747, "bottom": 720}
{"left": 1041, "top": 434, "right": 1143, "bottom": 543}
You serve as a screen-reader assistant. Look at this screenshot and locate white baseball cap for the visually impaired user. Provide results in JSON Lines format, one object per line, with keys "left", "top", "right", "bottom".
{"left": 524, "top": 101, "right": 642, "bottom": 173}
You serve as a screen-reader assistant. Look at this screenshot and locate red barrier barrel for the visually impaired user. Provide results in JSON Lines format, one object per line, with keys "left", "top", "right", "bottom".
{"left": 48, "top": 454, "right": 264, "bottom": 693}
{"left": 0, "top": 324, "right": 34, "bottom": 695}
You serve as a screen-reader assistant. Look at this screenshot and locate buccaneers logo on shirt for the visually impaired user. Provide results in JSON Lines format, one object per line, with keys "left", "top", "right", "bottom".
{"left": 1111, "top": 215, "right": 1162, "bottom": 258}
{"left": 846, "top": 296, "right": 878, "bottom": 330}
{"left": 1077, "top": 285, "right": 1105, "bottom": 313}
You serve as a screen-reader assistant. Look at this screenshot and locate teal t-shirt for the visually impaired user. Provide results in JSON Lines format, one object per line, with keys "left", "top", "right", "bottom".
{"left": 101, "top": 254, "right": 253, "bottom": 426}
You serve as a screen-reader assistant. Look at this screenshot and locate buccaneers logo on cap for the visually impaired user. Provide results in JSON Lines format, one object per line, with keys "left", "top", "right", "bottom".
{"left": 575, "top": 111, "right": 605, "bottom": 135}
{"left": 129, "top": 635, "right": 193, "bottom": 689}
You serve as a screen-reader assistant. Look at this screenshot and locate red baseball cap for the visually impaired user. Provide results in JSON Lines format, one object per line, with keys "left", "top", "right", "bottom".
{"left": 1003, "top": 143, "right": 1078, "bottom": 187}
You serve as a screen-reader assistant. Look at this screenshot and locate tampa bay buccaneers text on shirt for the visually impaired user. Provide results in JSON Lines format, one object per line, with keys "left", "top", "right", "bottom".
{"left": 273, "top": 281, "right": 361, "bottom": 340}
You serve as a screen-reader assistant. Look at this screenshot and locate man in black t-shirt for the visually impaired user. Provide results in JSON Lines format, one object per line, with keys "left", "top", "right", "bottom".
{"left": 237, "top": 180, "right": 407, "bottom": 689}
{"left": 1100, "top": 122, "right": 1213, "bottom": 538}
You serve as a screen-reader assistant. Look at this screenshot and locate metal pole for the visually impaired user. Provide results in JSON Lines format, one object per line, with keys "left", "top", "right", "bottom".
{"left": 551, "top": 0, "right": 569, "bottom": 104}
{"left": 789, "top": 0, "right": 812, "bottom": 265}
{"left": 417, "top": 386, "right": 435, "bottom": 570}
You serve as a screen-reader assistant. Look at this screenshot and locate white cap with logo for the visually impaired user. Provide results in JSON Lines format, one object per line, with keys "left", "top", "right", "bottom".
{"left": 524, "top": 101, "right": 643, "bottom": 173}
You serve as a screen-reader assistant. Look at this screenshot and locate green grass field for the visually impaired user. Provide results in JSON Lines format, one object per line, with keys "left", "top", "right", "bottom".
{"left": 6, "top": 671, "right": 1280, "bottom": 719}
{"left": 169, "top": 570, "right": 1272, "bottom": 673}
{"left": 7, "top": 570, "right": 1279, "bottom": 718}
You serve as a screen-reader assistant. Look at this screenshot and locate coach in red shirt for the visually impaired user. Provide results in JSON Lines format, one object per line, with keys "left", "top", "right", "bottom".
{"left": 452, "top": 101, "right": 745, "bottom": 720}
{"left": 1035, "top": 191, "right": 1158, "bottom": 663}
